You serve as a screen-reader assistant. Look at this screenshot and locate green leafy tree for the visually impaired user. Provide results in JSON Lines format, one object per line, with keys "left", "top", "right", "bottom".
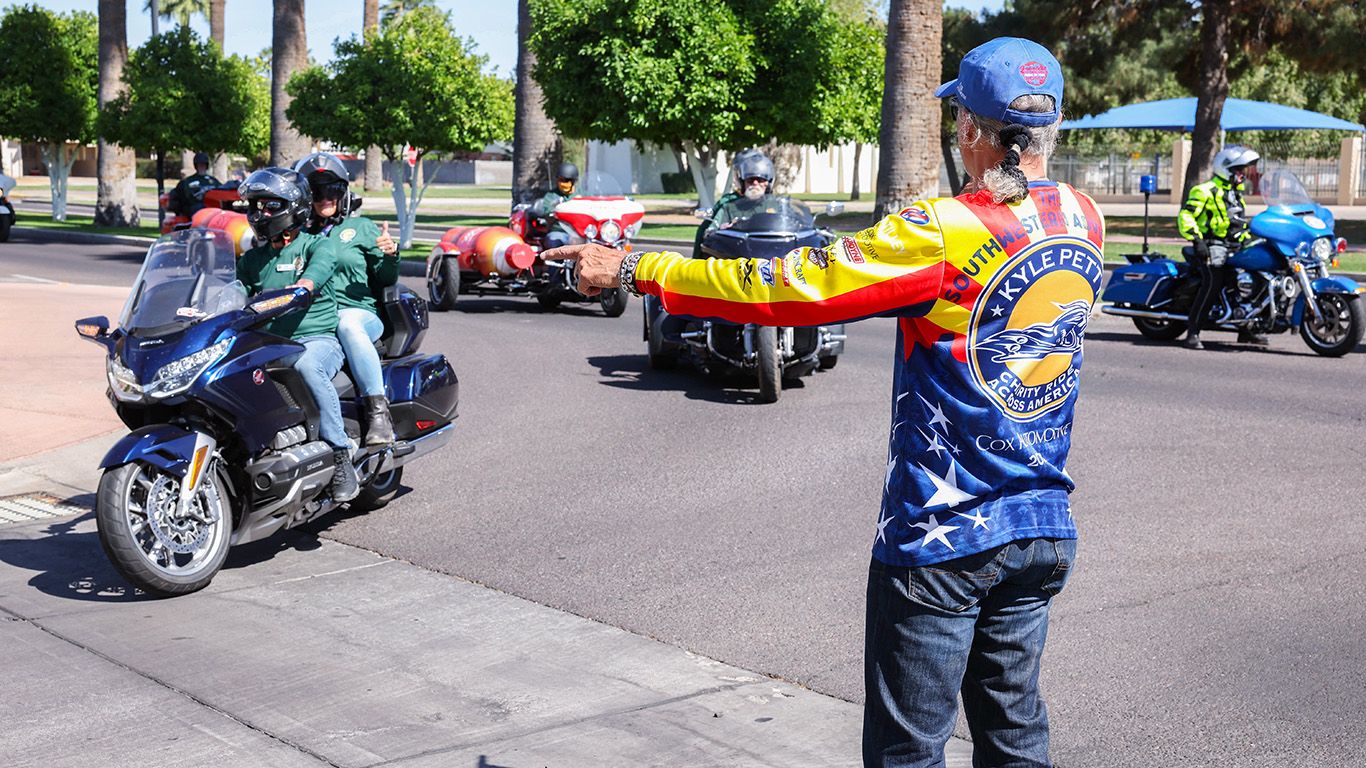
{"left": 529, "top": 0, "right": 885, "bottom": 209}
{"left": 287, "top": 5, "right": 514, "bottom": 248}
{"left": 101, "top": 26, "right": 270, "bottom": 226}
{"left": 0, "top": 5, "right": 98, "bottom": 222}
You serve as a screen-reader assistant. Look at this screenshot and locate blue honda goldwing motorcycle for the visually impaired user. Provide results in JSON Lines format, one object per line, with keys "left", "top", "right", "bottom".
{"left": 643, "top": 195, "right": 847, "bottom": 403}
{"left": 1101, "top": 170, "right": 1363, "bottom": 356}
{"left": 76, "top": 229, "right": 458, "bottom": 596}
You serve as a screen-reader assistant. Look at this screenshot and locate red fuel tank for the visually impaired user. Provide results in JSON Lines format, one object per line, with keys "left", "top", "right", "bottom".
{"left": 439, "top": 226, "right": 536, "bottom": 276}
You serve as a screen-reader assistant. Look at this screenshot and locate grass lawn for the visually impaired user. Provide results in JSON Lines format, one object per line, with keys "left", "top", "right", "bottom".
{"left": 14, "top": 210, "right": 161, "bottom": 239}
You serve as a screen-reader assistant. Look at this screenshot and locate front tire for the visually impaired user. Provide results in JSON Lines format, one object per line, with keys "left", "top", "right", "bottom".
{"left": 600, "top": 287, "right": 629, "bottom": 317}
{"left": 536, "top": 293, "right": 562, "bottom": 310}
{"left": 428, "top": 252, "right": 460, "bottom": 311}
{"left": 96, "top": 462, "right": 232, "bottom": 597}
{"left": 0, "top": 216, "right": 11, "bottom": 243}
{"left": 1300, "top": 294, "right": 1365, "bottom": 357}
{"left": 755, "top": 326, "right": 781, "bottom": 403}
{"left": 1133, "top": 316, "right": 1187, "bottom": 341}
{"left": 352, "top": 466, "right": 403, "bottom": 512}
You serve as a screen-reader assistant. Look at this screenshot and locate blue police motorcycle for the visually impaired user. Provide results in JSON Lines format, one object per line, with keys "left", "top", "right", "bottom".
{"left": 76, "top": 229, "right": 458, "bottom": 596}
{"left": 1101, "top": 170, "right": 1363, "bottom": 356}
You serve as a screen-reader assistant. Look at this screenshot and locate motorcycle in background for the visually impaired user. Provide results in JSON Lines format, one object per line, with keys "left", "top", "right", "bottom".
{"left": 428, "top": 171, "right": 644, "bottom": 316}
{"left": 0, "top": 172, "right": 16, "bottom": 242}
{"left": 644, "top": 195, "right": 847, "bottom": 403}
{"left": 76, "top": 229, "right": 459, "bottom": 596}
{"left": 1101, "top": 169, "right": 1363, "bottom": 356}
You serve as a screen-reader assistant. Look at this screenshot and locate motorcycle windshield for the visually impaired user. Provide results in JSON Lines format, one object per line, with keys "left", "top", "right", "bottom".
{"left": 578, "top": 170, "right": 628, "bottom": 197}
{"left": 1259, "top": 169, "right": 1315, "bottom": 208}
{"left": 119, "top": 229, "right": 247, "bottom": 335}
{"left": 717, "top": 195, "right": 815, "bottom": 233}
{"left": 0, "top": 172, "right": 15, "bottom": 196}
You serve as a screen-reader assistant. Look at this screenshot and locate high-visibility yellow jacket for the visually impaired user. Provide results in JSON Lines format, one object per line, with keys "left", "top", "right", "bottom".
{"left": 633, "top": 182, "right": 1106, "bottom": 566}
{"left": 1178, "top": 176, "right": 1250, "bottom": 243}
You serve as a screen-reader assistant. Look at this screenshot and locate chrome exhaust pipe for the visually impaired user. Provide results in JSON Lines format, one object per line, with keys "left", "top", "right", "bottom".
{"left": 1101, "top": 305, "right": 1189, "bottom": 323}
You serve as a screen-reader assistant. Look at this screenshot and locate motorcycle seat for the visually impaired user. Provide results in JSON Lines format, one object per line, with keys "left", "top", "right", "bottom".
{"left": 331, "top": 368, "right": 358, "bottom": 401}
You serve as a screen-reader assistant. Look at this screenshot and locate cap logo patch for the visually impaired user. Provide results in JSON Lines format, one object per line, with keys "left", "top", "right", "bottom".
{"left": 1019, "top": 61, "right": 1049, "bottom": 87}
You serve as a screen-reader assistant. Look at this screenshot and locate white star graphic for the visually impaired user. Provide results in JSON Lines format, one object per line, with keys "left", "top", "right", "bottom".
{"left": 875, "top": 513, "right": 894, "bottom": 544}
{"left": 917, "top": 393, "right": 952, "bottom": 430}
{"left": 989, "top": 304, "right": 1005, "bottom": 318}
{"left": 885, "top": 452, "right": 898, "bottom": 491}
{"left": 953, "top": 509, "right": 991, "bottom": 530}
{"left": 917, "top": 426, "right": 947, "bottom": 457}
{"left": 918, "top": 460, "right": 978, "bottom": 509}
{"left": 912, "top": 514, "right": 959, "bottom": 550}
{"left": 949, "top": 442, "right": 962, "bottom": 456}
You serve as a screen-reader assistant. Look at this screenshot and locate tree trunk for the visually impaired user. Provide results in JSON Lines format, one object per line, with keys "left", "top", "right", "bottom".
{"left": 95, "top": 0, "right": 139, "bottom": 227}
{"left": 682, "top": 141, "right": 720, "bottom": 210}
{"left": 363, "top": 0, "right": 384, "bottom": 192}
{"left": 851, "top": 142, "right": 863, "bottom": 200}
{"left": 270, "top": 0, "right": 311, "bottom": 167}
{"left": 155, "top": 147, "right": 166, "bottom": 229}
{"left": 512, "top": 0, "right": 560, "bottom": 207}
{"left": 1183, "top": 0, "right": 1231, "bottom": 197}
{"left": 209, "top": 0, "right": 225, "bottom": 47}
{"left": 43, "top": 144, "right": 75, "bottom": 222}
{"left": 873, "top": 0, "right": 941, "bottom": 219}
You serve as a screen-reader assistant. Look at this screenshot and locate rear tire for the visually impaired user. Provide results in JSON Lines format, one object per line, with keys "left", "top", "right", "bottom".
{"left": 755, "top": 326, "right": 781, "bottom": 403}
{"left": 818, "top": 355, "right": 839, "bottom": 370}
{"left": 0, "top": 217, "right": 11, "bottom": 243}
{"left": 600, "top": 287, "right": 629, "bottom": 317}
{"left": 96, "top": 462, "right": 232, "bottom": 597}
{"left": 1300, "top": 294, "right": 1365, "bottom": 357}
{"left": 1133, "top": 317, "right": 1186, "bottom": 341}
{"left": 536, "top": 293, "right": 562, "bottom": 310}
{"left": 352, "top": 467, "right": 403, "bottom": 511}
{"left": 428, "top": 253, "right": 460, "bottom": 311}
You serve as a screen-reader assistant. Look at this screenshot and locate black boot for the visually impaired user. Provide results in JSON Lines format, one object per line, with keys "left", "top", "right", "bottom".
{"left": 1183, "top": 333, "right": 1204, "bottom": 350}
{"left": 363, "top": 395, "right": 395, "bottom": 446}
{"left": 1237, "top": 330, "right": 1269, "bottom": 346}
{"left": 331, "top": 448, "right": 359, "bottom": 502}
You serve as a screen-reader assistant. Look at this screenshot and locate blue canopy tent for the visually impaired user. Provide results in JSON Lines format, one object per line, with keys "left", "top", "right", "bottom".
{"left": 1060, "top": 97, "right": 1365, "bottom": 132}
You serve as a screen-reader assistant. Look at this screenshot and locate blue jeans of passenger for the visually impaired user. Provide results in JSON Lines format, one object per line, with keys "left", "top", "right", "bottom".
{"left": 863, "top": 537, "right": 1077, "bottom": 768}
{"left": 336, "top": 307, "right": 385, "bottom": 398}
{"left": 282, "top": 335, "right": 347, "bottom": 449}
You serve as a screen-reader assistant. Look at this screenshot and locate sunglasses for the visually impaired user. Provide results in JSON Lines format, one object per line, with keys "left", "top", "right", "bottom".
{"left": 313, "top": 181, "right": 348, "bottom": 201}
{"left": 743, "top": 177, "right": 768, "bottom": 185}
{"left": 949, "top": 100, "right": 961, "bottom": 121}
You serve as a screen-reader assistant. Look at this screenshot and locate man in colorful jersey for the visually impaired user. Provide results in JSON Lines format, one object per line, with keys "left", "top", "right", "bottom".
{"left": 236, "top": 167, "right": 358, "bottom": 501}
{"left": 549, "top": 37, "right": 1102, "bottom": 768}
{"left": 1177, "top": 145, "right": 1263, "bottom": 349}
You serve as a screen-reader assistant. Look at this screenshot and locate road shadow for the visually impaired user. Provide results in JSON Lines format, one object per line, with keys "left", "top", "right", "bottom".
{"left": 587, "top": 353, "right": 806, "bottom": 405}
{"left": 1084, "top": 330, "right": 1319, "bottom": 357}
{"left": 10, "top": 232, "right": 146, "bottom": 264}
{"left": 0, "top": 484, "right": 413, "bottom": 604}
{"left": 435, "top": 295, "right": 607, "bottom": 317}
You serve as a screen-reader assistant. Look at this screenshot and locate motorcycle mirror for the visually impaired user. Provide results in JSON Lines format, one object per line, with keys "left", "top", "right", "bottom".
{"left": 75, "top": 315, "right": 110, "bottom": 341}
{"left": 693, "top": 208, "right": 711, "bottom": 220}
{"left": 825, "top": 201, "right": 846, "bottom": 217}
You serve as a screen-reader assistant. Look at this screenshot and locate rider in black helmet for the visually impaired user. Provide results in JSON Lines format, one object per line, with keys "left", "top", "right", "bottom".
{"left": 294, "top": 151, "right": 400, "bottom": 447}
{"left": 235, "top": 166, "right": 358, "bottom": 502}
{"left": 533, "top": 162, "right": 580, "bottom": 250}
{"left": 168, "top": 151, "right": 222, "bottom": 217}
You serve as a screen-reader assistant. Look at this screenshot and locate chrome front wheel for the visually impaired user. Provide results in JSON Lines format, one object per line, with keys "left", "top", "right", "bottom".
{"left": 96, "top": 462, "right": 232, "bottom": 596}
{"left": 1299, "top": 294, "right": 1365, "bottom": 357}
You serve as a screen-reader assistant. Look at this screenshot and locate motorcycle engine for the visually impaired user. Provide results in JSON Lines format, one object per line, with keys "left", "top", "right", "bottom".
{"left": 1235, "top": 271, "right": 1255, "bottom": 300}
{"left": 1278, "top": 275, "right": 1299, "bottom": 302}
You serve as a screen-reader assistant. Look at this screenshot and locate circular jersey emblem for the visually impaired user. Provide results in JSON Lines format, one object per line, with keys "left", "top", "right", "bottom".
{"left": 339, "top": 228, "right": 357, "bottom": 242}
{"left": 967, "top": 237, "right": 1103, "bottom": 422}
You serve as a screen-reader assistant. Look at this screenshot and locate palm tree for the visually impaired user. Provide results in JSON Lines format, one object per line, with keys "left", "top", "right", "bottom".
{"left": 96, "top": 0, "right": 140, "bottom": 227}
{"left": 379, "top": 0, "right": 434, "bottom": 26}
{"left": 209, "top": 0, "right": 228, "bottom": 179}
{"left": 873, "top": 0, "right": 941, "bottom": 220}
{"left": 1183, "top": 0, "right": 1232, "bottom": 196}
{"left": 270, "top": 0, "right": 310, "bottom": 166}
{"left": 363, "top": 0, "right": 384, "bottom": 191}
{"left": 144, "top": 0, "right": 208, "bottom": 29}
{"left": 512, "top": 0, "right": 559, "bottom": 205}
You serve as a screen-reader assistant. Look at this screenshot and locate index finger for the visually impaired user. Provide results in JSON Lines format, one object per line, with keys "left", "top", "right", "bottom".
{"left": 541, "top": 246, "right": 578, "bottom": 262}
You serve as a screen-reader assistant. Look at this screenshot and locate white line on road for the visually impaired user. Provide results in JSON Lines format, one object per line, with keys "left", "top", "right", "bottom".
{"left": 7, "top": 274, "right": 59, "bottom": 284}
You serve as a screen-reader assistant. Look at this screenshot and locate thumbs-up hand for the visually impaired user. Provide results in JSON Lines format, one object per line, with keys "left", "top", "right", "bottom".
{"left": 376, "top": 221, "right": 397, "bottom": 255}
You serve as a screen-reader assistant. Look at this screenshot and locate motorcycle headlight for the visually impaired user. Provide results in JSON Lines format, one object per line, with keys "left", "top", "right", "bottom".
{"left": 584, "top": 223, "right": 598, "bottom": 239}
{"left": 146, "top": 338, "right": 232, "bottom": 399}
{"left": 599, "top": 220, "right": 622, "bottom": 243}
{"left": 107, "top": 356, "right": 144, "bottom": 402}
{"left": 1311, "top": 237, "right": 1332, "bottom": 262}
{"left": 626, "top": 221, "right": 642, "bottom": 239}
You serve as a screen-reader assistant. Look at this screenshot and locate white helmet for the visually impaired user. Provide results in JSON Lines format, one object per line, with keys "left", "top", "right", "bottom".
{"left": 1212, "top": 145, "right": 1260, "bottom": 180}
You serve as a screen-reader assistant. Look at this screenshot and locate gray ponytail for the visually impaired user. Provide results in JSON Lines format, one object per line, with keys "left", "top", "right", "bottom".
{"left": 961, "top": 94, "right": 1060, "bottom": 204}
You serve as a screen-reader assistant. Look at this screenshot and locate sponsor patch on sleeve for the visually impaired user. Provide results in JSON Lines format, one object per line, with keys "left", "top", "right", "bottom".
{"left": 899, "top": 206, "right": 931, "bottom": 226}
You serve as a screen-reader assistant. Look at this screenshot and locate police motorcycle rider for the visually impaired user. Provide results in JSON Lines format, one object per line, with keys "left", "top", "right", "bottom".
{"left": 235, "top": 167, "right": 359, "bottom": 501}
{"left": 293, "top": 152, "right": 400, "bottom": 446}
{"left": 691, "top": 148, "right": 772, "bottom": 253}
{"left": 530, "top": 162, "right": 580, "bottom": 250}
{"left": 168, "top": 152, "right": 222, "bottom": 217}
{"left": 1178, "top": 145, "right": 1265, "bottom": 349}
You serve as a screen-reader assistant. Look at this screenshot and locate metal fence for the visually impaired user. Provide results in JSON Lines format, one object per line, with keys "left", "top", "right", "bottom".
{"left": 1257, "top": 157, "right": 1339, "bottom": 198}
{"left": 1049, "top": 152, "right": 1173, "bottom": 196}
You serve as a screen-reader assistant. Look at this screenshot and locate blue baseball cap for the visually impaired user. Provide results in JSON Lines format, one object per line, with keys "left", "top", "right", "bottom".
{"left": 935, "top": 37, "right": 1063, "bottom": 127}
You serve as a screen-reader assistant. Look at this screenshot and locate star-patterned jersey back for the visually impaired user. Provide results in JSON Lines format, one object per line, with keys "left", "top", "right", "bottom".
{"left": 633, "top": 180, "right": 1105, "bottom": 566}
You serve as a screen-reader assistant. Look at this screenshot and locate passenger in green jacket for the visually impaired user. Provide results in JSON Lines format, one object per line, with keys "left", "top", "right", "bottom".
{"left": 295, "top": 152, "right": 400, "bottom": 446}
{"left": 1177, "top": 145, "right": 1263, "bottom": 349}
{"left": 236, "top": 166, "right": 358, "bottom": 501}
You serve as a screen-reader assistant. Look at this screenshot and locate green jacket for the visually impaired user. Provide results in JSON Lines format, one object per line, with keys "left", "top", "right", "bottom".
{"left": 311, "top": 216, "right": 400, "bottom": 314}
{"left": 1177, "top": 176, "right": 1250, "bottom": 243}
{"left": 693, "top": 191, "right": 742, "bottom": 253}
{"left": 531, "top": 191, "right": 575, "bottom": 219}
{"left": 236, "top": 231, "right": 339, "bottom": 339}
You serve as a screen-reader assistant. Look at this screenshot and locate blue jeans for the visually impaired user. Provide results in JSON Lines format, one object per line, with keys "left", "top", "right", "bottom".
{"left": 336, "top": 307, "right": 385, "bottom": 398}
{"left": 282, "top": 335, "right": 347, "bottom": 449}
{"left": 864, "top": 537, "right": 1077, "bottom": 768}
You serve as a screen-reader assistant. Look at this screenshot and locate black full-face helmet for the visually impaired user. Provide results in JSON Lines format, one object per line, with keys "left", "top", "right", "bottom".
{"left": 238, "top": 167, "right": 312, "bottom": 242}
{"left": 192, "top": 151, "right": 210, "bottom": 170}
{"left": 556, "top": 162, "right": 579, "bottom": 195}
{"left": 293, "top": 151, "right": 358, "bottom": 225}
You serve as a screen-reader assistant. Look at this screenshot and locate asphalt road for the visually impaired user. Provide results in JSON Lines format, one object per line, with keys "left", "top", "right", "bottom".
{"left": 5, "top": 233, "right": 1366, "bottom": 767}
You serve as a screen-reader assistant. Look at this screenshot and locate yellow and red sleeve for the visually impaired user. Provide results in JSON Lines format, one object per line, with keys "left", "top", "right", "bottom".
{"left": 633, "top": 205, "right": 947, "bottom": 327}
